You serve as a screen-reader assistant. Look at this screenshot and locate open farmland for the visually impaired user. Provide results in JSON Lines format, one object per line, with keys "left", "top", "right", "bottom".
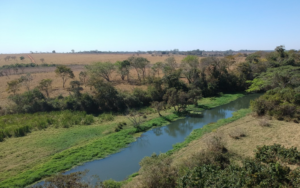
{"left": 0, "top": 53, "right": 187, "bottom": 66}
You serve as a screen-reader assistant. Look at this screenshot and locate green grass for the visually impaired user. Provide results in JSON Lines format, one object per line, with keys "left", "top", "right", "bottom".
{"left": 0, "top": 93, "right": 245, "bottom": 187}
{"left": 187, "top": 93, "right": 245, "bottom": 112}
{"left": 0, "top": 114, "right": 180, "bottom": 188}
{"left": 0, "top": 111, "right": 94, "bottom": 141}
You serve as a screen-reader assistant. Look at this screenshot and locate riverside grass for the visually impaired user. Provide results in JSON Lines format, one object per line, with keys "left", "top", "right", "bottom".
{"left": 0, "top": 93, "right": 244, "bottom": 188}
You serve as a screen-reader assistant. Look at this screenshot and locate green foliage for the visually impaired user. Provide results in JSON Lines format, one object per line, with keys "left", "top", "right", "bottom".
{"left": 99, "top": 112, "right": 115, "bottom": 122}
{"left": 6, "top": 79, "right": 21, "bottom": 95}
{"left": 256, "top": 144, "right": 300, "bottom": 165}
{"left": 55, "top": 65, "right": 75, "bottom": 88}
{"left": 86, "top": 61, "right": 115, "bottom": 82}
{"left": 115, "top": 60, "right": 130, "bottom": 81}
{"left": 0, "top": 110, "right": 94, "bottom": 141}
{"left": 250, "top": 87, "right": 300, "bottom": 120}
{"left": 38, "top": 78, "right": 53, "bottom": 98}
{"left": 246, "top": 66, "right": 300, "bottom": 92}
{"left": 127, "top": 56, "right": 150, "bottom": 81}
{"left": 0, "top": 63, "right": 56, "bottom": 70}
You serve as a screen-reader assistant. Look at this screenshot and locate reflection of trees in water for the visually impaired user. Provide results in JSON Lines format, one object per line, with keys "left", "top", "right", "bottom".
{"left": 135, "top": 135, "right": 150, "bottom": 148}
{"left": 164, "top": 119, "right": 193, "bottom": 138}
{"left": 153, "top": 127, "right": 163, "bottom": 136}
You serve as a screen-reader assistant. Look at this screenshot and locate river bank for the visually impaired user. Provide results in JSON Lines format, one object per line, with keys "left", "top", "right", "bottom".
{"left": 0, "top": 93, "right": 245, "bottom": 188}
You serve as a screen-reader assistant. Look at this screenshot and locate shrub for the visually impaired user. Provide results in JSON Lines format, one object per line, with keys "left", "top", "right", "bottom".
{"left": 258, "top": 118, "right": 270, "bottom": 127}
{"left": 205, "top": 135, "right": 227, "bottom": 153}
{"left": 255, "top": 144, "right": 300, "bottom": 165}
{"left": 228, "top": 128, "right": 246, "bottom": 139}
{"left": 99, "top": 113, "right": 114, "bottom": 122}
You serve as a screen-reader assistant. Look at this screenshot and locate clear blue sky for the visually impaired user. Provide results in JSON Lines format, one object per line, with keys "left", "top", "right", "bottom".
{"left": 1, "top": 0, "right": 300, "bottom": 53}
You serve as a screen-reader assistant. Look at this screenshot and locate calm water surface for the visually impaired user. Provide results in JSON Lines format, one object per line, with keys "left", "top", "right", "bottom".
{"left": 64, "top": 94, "right": 260, "bottom": 183}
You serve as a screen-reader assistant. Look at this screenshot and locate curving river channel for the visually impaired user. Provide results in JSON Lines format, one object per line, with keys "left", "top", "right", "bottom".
{"left": 62, "top": 94, "right": 260, "bottom": 183}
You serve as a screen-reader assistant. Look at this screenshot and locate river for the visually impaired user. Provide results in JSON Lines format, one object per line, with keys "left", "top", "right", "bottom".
{"left": 61, "top": 94, "right": 260, "bottom": 183}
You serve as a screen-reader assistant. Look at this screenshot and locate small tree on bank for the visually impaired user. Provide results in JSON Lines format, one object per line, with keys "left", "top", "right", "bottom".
{"left": 55, "top": 65, "right": 75, "bottom": 88}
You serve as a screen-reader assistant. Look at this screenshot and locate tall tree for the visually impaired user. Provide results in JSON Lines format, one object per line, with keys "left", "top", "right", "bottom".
{"left": 151, "top": 62, "right": 163, "bottom": 77}
{"left": 79, "top": 71, "right": 88, "bottom": 86}
{"left": 180, "top": 55, "right": 200, "bottom": 84}
{"left": 128, "top": 56, "right": 150, "bottom": 81}
{"left": 115, "top": 60, "right": 131, "bottom": 81}
{"left": 163, "top": 57, "right": 177, "bottom": 75}
{"left": 55, "top": 65, "right": 75, "bottom": 88}
{"left": 85, "top": 62, "right": 115, "bottom": 82}
{"left": 38, "top": 79, "right": 52, "bottom": 98}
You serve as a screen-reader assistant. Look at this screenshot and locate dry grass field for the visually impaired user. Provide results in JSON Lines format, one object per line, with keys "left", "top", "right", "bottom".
{"left": 0, "top": 53, "right": 187, "bottom": 66}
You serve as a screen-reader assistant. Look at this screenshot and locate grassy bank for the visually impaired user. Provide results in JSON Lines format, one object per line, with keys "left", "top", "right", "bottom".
{"left": 0, "top": 93, "right": 244, "bottom": 188}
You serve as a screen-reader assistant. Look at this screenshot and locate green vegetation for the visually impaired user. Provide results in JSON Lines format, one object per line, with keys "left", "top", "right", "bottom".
{"left": 256, "top": 144, "right": 300, "bottom": 165}
{"left": 0, "top": 93, "right": 243, "bottom": 187}
{"left": 0, "top": 111, "right": 94, "bottom": 142}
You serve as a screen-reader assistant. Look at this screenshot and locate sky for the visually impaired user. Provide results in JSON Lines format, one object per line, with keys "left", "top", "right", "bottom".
{"left": 1, "top": 0, "right": 300, "bottom": 53}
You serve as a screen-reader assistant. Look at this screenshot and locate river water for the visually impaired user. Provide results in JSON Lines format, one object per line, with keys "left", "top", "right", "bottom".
{"left": 60, "top": 94, "right": 260, "bottom": 183}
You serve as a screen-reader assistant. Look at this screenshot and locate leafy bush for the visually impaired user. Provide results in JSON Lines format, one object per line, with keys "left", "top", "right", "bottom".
{"left": 256, "top": 144, "right": 300, "bottom": 165}
{"left": 99, "top": 113, "right": 114, "bottom": 122}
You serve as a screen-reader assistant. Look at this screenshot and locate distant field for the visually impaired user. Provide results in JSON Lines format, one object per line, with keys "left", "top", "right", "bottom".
{"left": 0, "top": 53, "right": 187, "bottom": 66}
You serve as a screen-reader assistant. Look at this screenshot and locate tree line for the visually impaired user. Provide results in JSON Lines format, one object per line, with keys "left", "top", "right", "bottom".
{"left": 4, "top": 46, "right": 300, "bottom": 116}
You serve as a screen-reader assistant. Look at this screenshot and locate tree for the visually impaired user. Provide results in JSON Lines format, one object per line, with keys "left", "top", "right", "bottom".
{"left": 115, "top": 60, "right": 131, "bottom": 81}
{"left": 151, "top": 62, "right": 163, "bottom": 77}
{"left": 79, "top": 71, "right": 88, "bottom": 86}
{"left": 188, "top": 87, "right": 202, "bottom": 106}
{"left": 20, "top": 56, "right": 25, "bottom": 61}
{"left": 55, "top": 65, "right": 75, "bottom": 88}
{"left": 128, "top": 56, "right": 150, "bottom": 81}
{"left": 180, "top": 55, "right": 200, "bottom": 84}
{"left": 38, "top": 79, "right": 52, "bottom": 98}
{"left": 71, "top": 49, "right": 75, "bottom": 53}
{"left": 275, "top": 45, "right": 286, "bottom": 58}
{"left": 19, "top": 73, "right": 34, "bottom": 91}
{"left": 52, "top": 50, "right": 56, "bottom": 53}
{"left": 7, "top": 79, "right": 21, "bottom": 95}
{"left": 162, "top": 57, "right": 177, "bottom": 75}
{"left": 69, "top": 80, "right": 83, "bottom": 97}
{"left": 247, "top": 66, "right": 300, "bottom": 92}
{"left": 151, "top": 101, "right": 165, "bottom": 116}
{"left": 85, "top": 62, "right": 115, "bottom": 82}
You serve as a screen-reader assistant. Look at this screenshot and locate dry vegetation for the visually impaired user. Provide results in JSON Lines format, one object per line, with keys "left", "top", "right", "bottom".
{"left": 0, "top": 53, "right": 187, "bottom": 66}
{"left": 173, "top": 115, "right": 300, "bottom": 164}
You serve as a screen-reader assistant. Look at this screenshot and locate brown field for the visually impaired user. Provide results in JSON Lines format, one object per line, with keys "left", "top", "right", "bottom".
{"left": 0, "top": 53, "right": 187, "bottom": 66}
